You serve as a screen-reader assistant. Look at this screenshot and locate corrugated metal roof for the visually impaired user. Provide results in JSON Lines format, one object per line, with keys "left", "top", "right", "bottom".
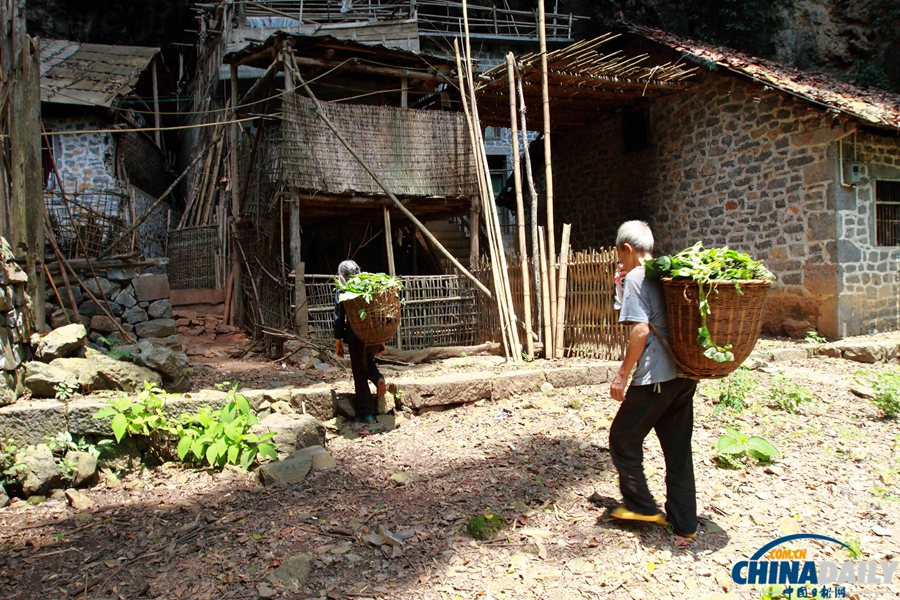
{"left": 40, "top": 39, "right": 159, "bottom": 107}
{"left": 626, "top": 23, "right": 900, "bottom": 131}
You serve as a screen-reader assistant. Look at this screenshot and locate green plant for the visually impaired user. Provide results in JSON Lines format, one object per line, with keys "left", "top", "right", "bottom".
{"left": 54, "top": 382, "right": 77, "bottom": 401}
{"left": 707, "top": 367, "right": 759, "bottom": 415}
{"left": 92, "top": 383, "right": 170, "bottom": 443}
{"left": 467, "top": 513, "right": 507, "bottom": 540}
{"left": 716, "top": 426, "right": 780, "bottom": 467}
{"left": 44, "top": 431, "right": 112, "bottom": 459}
{"left": 97, "top": 335, "right": 136, "bottom": 362}
{"left": 0, "top": 435, "right": 25, "bottom": 488}
{"left": 803, "top": 331, "right": 826, "bottom": 344}
{"left": 174, "top": 385, "right": 277, "bottom": 470}
{"left": 335, "top": 272, "right": 405, "bottom": 305}
{"left": 856, "top": 369, "right": 900, "bottom": 418}
{"left": 842, "top": 533, "right": 862, "bottom": 560}
{"left": 645, "top": 243, "right": 775, "bottom": 362}
{"left": 768, "top": 373, "right": 813, "bottom": 414}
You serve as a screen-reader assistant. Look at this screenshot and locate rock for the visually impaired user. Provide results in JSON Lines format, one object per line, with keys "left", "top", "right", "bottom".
{"left": 266, "top": 554, "right": 312, "bottom": 588}
{"left": 114, "top": 289, "right": 137, "bottom": 308}
{"left": 136, "top": 340, "right": 189, "bottom": 392}
{"left": 132, "top": 274, "right": 170, "bottom": 302}
{"left": 873, "top": 525, "right": 892, "bottom": 537}
{"left": 851, "top": 385, "right": 875, "bottom": 399}
{"left": 148, "top": 299, "right": 172, "bottom": 319}
{"left": 102, "top": 469, "right": 121, "bottom": 488}
{"left": 377, "top": 391, "right": 395, "bottom": 414}
{"left": 64, "top": 451, "right": 98, "bottom": 487}
{"left": 257, "top": 584, "right": 276, "bottom": 598}
{"left": 250, "top": 413, "right": 325, "bottom": 458}
{"left": 123, "top": 305, "right": 149, "bottom": 324}
{"left": 83, "top": 277, "right": 120, "bottom": 300}
{"left": 65, "top": 488, "right": 94, "bottom": 510}
{"left": 141, "top": 335, "right": 182, "bottom": 350}
{"left": 544, "top": 365, "right": 609, "bottom": 388}
{"left": 291, "top": 445, "right": 336, "bottom": 470}
{"left": 89, "top": 351, "right": 163, "bottom": 392}
{"left": 270, "top": 400, "right": 296, "bottom": 415}
{"left": 135, "top": 319, "right": 176, "bottom": 339}
{"left": 20, "top": 444, "right": 64, "bottom": 497}
{"left": 90, "top": 315, "right": 120, "bottom": 334}
{"left": 376, "top": 414, "right": 395, "bottom": 429}
{"left": 34, "top": 324, "right": 87, "bottom": 362}
{"left": 50, "top": 357, "right": 108, "bottom": 391}
{"left": 258, "top": 455, "right": 312, "bottom": 486}
{"left": 23, "top": 361, "right": 79, "bottom": 398}
{"left": 50, "top": 308, "right": 76, "bottom": 329}
{"left": 79, "top": 299, "right": 124, "bottom": 318}
{"left": 390, "top": 372, "right": 492, "bottom": 409}
{"left": 106, "top": 268, "right": 138, "bottom": 282}
{"left": 335, "top": 395, "right": 356, "bottom": 420}
{"left": 493, "top": 371, "right": 547, "bottom": 400}
{"left": 782, "top": 319, "right": 816, "bottom": 339}
{"left": 817, "top": 344, "right": 842, "bottom": 358}
{"left": 0, "top": 489, "right": 8, "bottom": 508}
{"left": 0, "top": 328, "right": 22, "bottom": 373}
{"left": 842, "top": 344, "right": 881, "bottom": 363}
{"left": 73, "top": 512, "right": 92, "bottom": 526}
{"left": 540, "top": 381, "right": 554, "bottom": 393}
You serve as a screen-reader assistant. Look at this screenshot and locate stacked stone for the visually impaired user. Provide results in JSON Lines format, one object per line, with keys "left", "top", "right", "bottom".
{"left": 46, "top": 271, "right": 177, "bottom": 350}
{"left": 0, "top": 239, "right": 30, "bottom": 405}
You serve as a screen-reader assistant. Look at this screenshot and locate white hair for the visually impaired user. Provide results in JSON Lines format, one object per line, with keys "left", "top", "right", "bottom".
{"left": 616, "top": 220, "right": 654, "bottom": 252}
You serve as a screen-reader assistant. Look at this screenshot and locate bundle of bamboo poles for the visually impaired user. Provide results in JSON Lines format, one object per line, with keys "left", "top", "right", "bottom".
{"left": 454, "top": 14, "right": 521, "bottom": 362}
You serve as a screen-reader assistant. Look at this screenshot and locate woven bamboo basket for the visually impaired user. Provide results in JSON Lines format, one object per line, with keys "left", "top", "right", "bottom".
{"left": 345, "top": 290, "right": 402, "bottom": 346}
{"left": 661, "top": 278, "right": 771, "bottom": 378}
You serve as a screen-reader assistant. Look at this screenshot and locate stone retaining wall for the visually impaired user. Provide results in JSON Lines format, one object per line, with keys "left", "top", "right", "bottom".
{"left": 0, "top": 239, "right": 31, "bottom": 405}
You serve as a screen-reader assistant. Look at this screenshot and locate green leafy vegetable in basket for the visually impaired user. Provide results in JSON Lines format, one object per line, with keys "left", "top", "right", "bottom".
{"left": 335, "top": 272, "right": 405, "bottom": 305}
{"left": 644, "top": 243, "right": 776, "bottom": 363}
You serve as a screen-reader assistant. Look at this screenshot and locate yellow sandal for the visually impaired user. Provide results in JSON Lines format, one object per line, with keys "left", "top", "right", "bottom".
{"left": 610, "top": 506, "right": 668, "bottom": 527}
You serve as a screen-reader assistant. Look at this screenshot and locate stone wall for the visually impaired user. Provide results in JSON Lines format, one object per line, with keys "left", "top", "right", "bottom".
{"left": 0, "top": 239, "right": 31, "bottom": 405}
{"left": 46, "top": 271, "right": 176, "bottom": 351}
{"left": 44, "top": 115, "right": 118, "bottom": 192}
{"left": 834, "top": 133, "right": 900, "bottom": 337}
{"left": 551, "top": 70, "right": 874, "bottom": 338}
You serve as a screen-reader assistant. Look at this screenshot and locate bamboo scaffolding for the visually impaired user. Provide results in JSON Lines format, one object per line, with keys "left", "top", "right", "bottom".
{"left": 554, "top": 222, "right": 571, "bottom": 358}
{"left": 507, "top": 52, "right": 534, "bottom": 359}
{"left": 516, "top": 61, "right": 542, "bottom": 346}
{"left": 460, "top": 4, "right": 521, "bottom": 361}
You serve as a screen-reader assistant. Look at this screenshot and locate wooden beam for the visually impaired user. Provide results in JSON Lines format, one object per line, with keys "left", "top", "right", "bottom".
{"left": 291, "top": 54, "right": 452, "bottom": 84}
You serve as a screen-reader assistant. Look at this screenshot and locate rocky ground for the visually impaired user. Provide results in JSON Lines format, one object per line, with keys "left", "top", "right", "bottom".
{"left": 2, "top": 336, "right": 900, "bottom": 600}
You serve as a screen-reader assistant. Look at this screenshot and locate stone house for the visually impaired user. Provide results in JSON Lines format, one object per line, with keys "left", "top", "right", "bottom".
{"left": 549, "top": 23, "right": 900, "bottom": 340}
{"left": 40, "top": 40, "right": 176, "bottom": 264}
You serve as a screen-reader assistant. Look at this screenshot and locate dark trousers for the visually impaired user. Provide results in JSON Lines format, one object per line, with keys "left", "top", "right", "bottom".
{"left": 609, "top": 377, "right": 698, "bottom": 535}
{"left": 348, "top": 339, "right": 382, "bottom": 417}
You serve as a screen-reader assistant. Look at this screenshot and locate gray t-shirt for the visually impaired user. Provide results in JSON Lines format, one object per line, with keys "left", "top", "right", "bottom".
{"left": 618, "top": 265, "right": 677, "bottom": 386}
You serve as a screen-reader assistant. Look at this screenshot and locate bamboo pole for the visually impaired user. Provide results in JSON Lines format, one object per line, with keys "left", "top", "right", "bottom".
{"left": 538, "top": 0, "right": 557, "bottom": 353}
{"left": 538, "top": 226, "right": 552, "bottom": 358}
{"left": 468, "top": 201, "right": 479, "bottom": 268}
{"left": 507, "top": 52, "right": 534, "bottom": 360}
{"left": 285, "top": 52, "right": 493, "bottom": 300}
{"left": 516, "top": 62, "right": 543, "bottom": 346}
{"left": 453, "top": 38, "right": 510, "bottom": 359}
{"left": 43, "top": 264, "right": 69, "bottom": 325}
{"left": 461, "top": 3, "right": 521, "bottom": 361}
{"left": 554, "top": 223, "right": 571, "bottom": 359}
{"left": 384, "top": 206, "right": 396, "bottom": 276}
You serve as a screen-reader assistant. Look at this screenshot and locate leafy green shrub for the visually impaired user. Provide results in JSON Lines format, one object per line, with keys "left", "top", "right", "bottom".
{"left": 856, "top": 369, "right": 900, "bottom": 419}
{"left": 803, "top": 331, "right": 826, "bottom": 344}
{"left": 768, "top": 373, "right": 813, "bottom": 414}
{"left": 707, "top": 367, "right": 759, "bottom": 415}
{"left": 335, "top": 273, "right": 404, "bottom": 305}
{"left": 0, "top": 435, "right": 25, "bottom": 489}
{"left": 645, "top": 243, "right": 775, "bottom": 362}
{"left": 45, "top": 431, "right": 112, "bottom": 459}
{"left": 174, "top": 388, "right": 277, "bottom": 469}
{"left": 716, "top": 426, "right": 780, "bottom": 468}
{"left": 93, "top": 383, "right": 170, "bottom": 443}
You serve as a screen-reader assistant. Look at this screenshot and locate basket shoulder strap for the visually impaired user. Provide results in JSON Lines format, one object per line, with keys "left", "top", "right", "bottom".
{"left": 647, "top": 320, "right": 704, "bottom": 381}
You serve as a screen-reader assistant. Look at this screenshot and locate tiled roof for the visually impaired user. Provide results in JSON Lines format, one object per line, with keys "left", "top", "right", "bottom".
{"left": 40, "top": 40, "right": 159, "bottom": 107}
{"left": 627, "top": 22, "right": 900, "bottom": 131}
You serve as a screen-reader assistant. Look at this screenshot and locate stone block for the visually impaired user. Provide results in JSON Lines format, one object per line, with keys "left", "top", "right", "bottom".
{"left": 114, "top": 289, "right": 137, "bottom": 308}
{"left": 106, "top": 268, "right": 138, "bottom": 282}
{"left": 123, "top": 305, "right": 149, "bottom": 324}
{"left": 250, "top": 413, "right": 325, "bottom": 458}
{"left": 34, "top": 323, "right": 87, "bottom": 362}
{"left": 141, "top": 335, "right": 183, "bottom": 350}
{"left": 50, "top": 357, "right": 107, "bottom": 391}
{"left": 841, "top": 344, "right": 881, "bottom": 363}
{"left": 0, "top": 400, "right": 67, "bottom": 447}
{"left": 50, "top": 308, "right": 76, "bottom": 329}
{"left": 171, "top": 288, "right": 225, "bottom": 306}
{"left": 0, "top": 328, "right": 22, "bottom": 372}
{"left": 766, "top": 348, "right": 813, "bottom": 362}
{"left": 159, "top": 390, "right": 228, "bottom": 423}
{"left": 258, "top": 456, "right": 312, "bottom": 487}
{"left": 67, "top": 396, "right": 116, "bottom": 436}
{"left": 290, "top": 385, "right": 335, "bottom": 421}
{"left": 83, "top": 277, "right": 120, "bottom": 300}
{"left": 392, "top": 372, "right": 492, "bottom": 409}
{"left": 79, "top": 299, "right": 123, "bottom": 318}
{"left": 544, "top": 364, "right": 612, "bottom": 388}
{"left": 132, "top": 274, "right": 170, "bottom": 302}
{"left": 24, "top": 361, "right": 79, "bottom": 398}
{"left": 148, "top": 299, "right": 172, "bottom": 319}
{"left": 135, "top": 319, "right": 176, "bottom": 339}
{"left": 90, "top": 315, "right": 120, "bottom": 333}
{"left": 291, "top": 445, "right": 336, "bottom": 470}
{"left": 492, "top": 370, "right": 547, "bottom": 400}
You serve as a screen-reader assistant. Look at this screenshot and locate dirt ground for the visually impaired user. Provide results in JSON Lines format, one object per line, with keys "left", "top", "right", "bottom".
{"left": 2, "top": 336, "right": 900, "bottom": 600}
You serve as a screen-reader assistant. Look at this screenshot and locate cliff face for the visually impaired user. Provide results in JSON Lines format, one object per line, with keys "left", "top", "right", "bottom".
{"left": 564, "top": 0, "right": 899, "bottom": 92}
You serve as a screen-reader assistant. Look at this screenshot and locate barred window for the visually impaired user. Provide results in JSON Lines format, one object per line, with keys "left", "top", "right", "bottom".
{"left": 875, "top": 180, "right": 900, "bottom": 246}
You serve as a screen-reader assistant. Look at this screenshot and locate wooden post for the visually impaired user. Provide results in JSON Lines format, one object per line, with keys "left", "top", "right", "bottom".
{"left": 507, "top": 53, "right": 534, "bottom": 359}
{"left": 400, "top": 77, "right": 408, "bottom": 109}
{"left": 538, "top": 0, "right": 556, "bottom": 350}
{"left": 10, "top": 18, "right": 44, "bottom": 334}
{"left": 152, "top": 58, "right": 161, "bottom": 148}
{"left": 230, "top": 61, "right": 245, "bottom": 327}
{"left": 468, "top": 201, "right": 479, "bottom": 268}
{"left": 283, "top": 57, "right": 308, "bottom": 336}
{"left": 383, "top": 206, "right": 395, "bottom": 276}
{"left": 554, "top": 223, "right": 571, "bottom": 359}
{"left": 538, "top": 226, "right": 552, "bottom": 357}
{"left": 516, "top": 62, "right": 542, "bottom": 345}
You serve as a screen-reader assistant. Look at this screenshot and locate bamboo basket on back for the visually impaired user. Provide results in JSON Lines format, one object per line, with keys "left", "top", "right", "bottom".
{"left": 345, "top": 290, "right": 402, "bottom": 346}
{"left": 661, "top": 278, "right": 771, "bottom": 378}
